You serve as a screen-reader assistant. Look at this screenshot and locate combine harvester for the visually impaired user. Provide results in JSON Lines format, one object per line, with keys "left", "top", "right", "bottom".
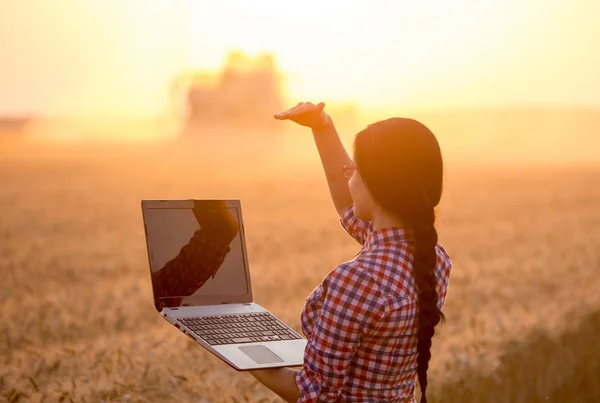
{"left": 168, "top": 51, "right": 358, "bottom": 153}
{"left": 169, "top": 51, "right": 285, "bottom": 145}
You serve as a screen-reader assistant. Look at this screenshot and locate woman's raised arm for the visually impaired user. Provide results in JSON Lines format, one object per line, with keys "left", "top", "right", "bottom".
{"left": 275, "top": 102, "right": 353, "bottom": 216}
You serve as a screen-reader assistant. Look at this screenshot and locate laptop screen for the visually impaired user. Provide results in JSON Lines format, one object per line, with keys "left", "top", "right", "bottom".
{"left": 143, "top": 200, "right": 250, "bottom": 309}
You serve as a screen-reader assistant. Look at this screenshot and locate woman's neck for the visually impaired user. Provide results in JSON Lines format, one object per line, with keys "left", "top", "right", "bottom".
{"left": 371, "top": 209, "right": 409, "bottom": 231}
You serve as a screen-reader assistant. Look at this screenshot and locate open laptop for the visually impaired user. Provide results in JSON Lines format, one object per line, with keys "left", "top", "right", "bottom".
{"left": 141, "top": 199, "right": 307, "bottom": 371}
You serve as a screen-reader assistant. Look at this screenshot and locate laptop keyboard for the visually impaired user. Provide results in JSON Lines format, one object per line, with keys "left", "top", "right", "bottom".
{"left": 177, "top": 312, "right": 303, "bottom": 346}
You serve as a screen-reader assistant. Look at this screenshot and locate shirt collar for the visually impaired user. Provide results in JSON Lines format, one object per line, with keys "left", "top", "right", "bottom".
{"left": 365, "top": 227, "right": 413, "bottom": 248}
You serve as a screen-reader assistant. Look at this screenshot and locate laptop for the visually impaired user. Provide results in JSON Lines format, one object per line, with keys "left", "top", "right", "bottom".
{"left": 141, "top": 199, "right": 307, "bottom": 371}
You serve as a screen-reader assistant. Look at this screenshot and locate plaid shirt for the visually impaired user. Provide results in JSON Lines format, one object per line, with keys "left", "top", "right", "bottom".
{"left": 295, "top": 205, "right": 452, "bottom": 402}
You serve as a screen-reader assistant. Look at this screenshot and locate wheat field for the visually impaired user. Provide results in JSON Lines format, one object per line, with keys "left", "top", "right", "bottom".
{"left": 1, "top": 130, "right": 600, "bottom": 402}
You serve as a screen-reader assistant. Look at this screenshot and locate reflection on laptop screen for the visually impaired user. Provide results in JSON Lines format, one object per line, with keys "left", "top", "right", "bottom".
{"left": 144, "top": 200, "right": 249, "bottom": 309}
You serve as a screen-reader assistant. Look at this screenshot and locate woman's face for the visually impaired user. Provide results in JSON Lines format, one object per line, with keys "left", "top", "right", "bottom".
{"left": 348, "top": 159, "right": 376, "bottom": 221}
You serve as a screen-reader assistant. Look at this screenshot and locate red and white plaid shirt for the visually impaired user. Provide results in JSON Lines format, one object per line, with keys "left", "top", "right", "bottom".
{"left": 295, "top": 205, "right": 453, "bottom": 402}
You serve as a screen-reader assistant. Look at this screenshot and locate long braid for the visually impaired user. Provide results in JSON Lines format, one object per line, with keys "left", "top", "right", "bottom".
{"left": 352, "top": 117, "right": 446, "bottom": 402}
{"left": 411, "top": 206, "right": 445, "bottom": 403}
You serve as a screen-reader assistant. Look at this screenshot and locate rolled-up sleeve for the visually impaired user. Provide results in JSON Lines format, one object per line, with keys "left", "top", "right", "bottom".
{"left": 339, "top": 205, "right": 374, "bottom": 246}
{"left": 435, "top": 245, "right": 453, "bottom": 311}
{"left": 295, "top": 264, "right": 386, "bottom": 402}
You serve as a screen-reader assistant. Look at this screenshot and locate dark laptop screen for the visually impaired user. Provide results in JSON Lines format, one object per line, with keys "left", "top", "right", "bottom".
{"left": 143, "top": 200, "right": 249, "bottom": 309}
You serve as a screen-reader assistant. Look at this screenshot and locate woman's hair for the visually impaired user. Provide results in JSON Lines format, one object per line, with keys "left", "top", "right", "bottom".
{"left": 353, "top": 117, "right": 445, "bottom": 403}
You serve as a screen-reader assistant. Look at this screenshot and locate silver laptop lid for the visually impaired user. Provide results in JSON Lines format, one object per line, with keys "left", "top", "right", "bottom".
{"left": 141, "top": 199, "right": 253, "bottom": 311}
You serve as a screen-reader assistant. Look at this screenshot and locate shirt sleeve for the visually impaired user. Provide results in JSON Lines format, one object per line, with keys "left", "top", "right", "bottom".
{"left": 435, "top": 244, "right": 453, "bottom": 311}
{"left": 295, "top": 264, "right": 386, "bottom": 402}
{"left": 339, "top": 204, "right": 374, "bottom": 246}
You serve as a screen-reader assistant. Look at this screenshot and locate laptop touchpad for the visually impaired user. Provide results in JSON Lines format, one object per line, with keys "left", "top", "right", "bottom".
{"left": 238, "top": 345, "right": 284, "bottom": 364}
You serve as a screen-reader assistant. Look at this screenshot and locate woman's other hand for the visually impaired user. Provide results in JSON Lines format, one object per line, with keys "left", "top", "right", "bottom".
{"left": 274, "top": 101, "right": 332, "bottom": 130}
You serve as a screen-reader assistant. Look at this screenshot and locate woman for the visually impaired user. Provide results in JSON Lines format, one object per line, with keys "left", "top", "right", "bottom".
{"left": 249, "top": 102, "right": 453, "bottom": 403}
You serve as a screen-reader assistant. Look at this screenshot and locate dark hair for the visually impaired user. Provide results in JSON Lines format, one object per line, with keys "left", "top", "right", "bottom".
{"left": 353, "top": 117, "right": 445, "bottom": 403}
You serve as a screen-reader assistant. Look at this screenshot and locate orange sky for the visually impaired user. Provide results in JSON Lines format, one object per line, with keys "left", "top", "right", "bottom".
{"left": 1, "top": 0, "right": 599, "bottom": 117}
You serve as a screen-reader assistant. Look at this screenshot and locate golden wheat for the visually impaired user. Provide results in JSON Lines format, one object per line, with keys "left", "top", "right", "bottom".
{"left": 1, "top": 136, "right": 599, "bottom": 402}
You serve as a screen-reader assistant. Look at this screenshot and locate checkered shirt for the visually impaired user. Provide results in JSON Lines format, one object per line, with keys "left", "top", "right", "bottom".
{"left": 295, "top": 205, "right": 453, "bottom": 402}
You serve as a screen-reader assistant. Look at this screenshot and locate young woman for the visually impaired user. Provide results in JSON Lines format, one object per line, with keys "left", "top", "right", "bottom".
{"left": 249, "top": 102, "right": 453, "bottom": 403}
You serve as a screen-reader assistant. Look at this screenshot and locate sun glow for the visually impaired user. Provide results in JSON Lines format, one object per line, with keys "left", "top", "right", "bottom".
{"left": 183, "top": 0, "right": 545, "bottom": 109}
{"left": 1, "top": 0, "right": 598, "bottom": 124}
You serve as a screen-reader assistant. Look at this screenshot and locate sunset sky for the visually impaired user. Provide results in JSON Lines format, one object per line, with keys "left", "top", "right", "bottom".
{"left": 1, "top": 0, "right": 599, "bottom": 117}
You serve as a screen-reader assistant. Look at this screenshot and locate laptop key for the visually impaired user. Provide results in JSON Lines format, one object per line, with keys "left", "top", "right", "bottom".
{"left": 231, "top": 337, "right": 252, "bottom": 343}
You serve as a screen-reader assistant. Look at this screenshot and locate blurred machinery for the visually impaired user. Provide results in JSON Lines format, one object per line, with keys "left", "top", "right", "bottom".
{"left": 169, "top": 51, "right": 286, "bottom": 138}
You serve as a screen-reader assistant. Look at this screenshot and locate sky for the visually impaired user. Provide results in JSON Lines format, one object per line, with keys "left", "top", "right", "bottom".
{"left": 1, "top": 0, "right": 599, "bottom": 117}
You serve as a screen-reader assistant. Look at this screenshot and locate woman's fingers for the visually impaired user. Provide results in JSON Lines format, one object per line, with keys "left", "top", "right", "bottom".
{"left": 273, "top": 111, "right": 289, "bottom": 120}
{"left": 274, "top": 103, "right": 304, "bottom": 120}
{"left": 273, "top": 101, "right": 325, "bottom": 121}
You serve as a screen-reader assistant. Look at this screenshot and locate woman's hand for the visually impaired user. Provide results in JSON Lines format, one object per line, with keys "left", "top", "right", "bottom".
{"left": 274, "top": 101, "right": 332, "bottom": 130}
{"left": 249, "top": 367, "right": 301, "bottom": 402}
